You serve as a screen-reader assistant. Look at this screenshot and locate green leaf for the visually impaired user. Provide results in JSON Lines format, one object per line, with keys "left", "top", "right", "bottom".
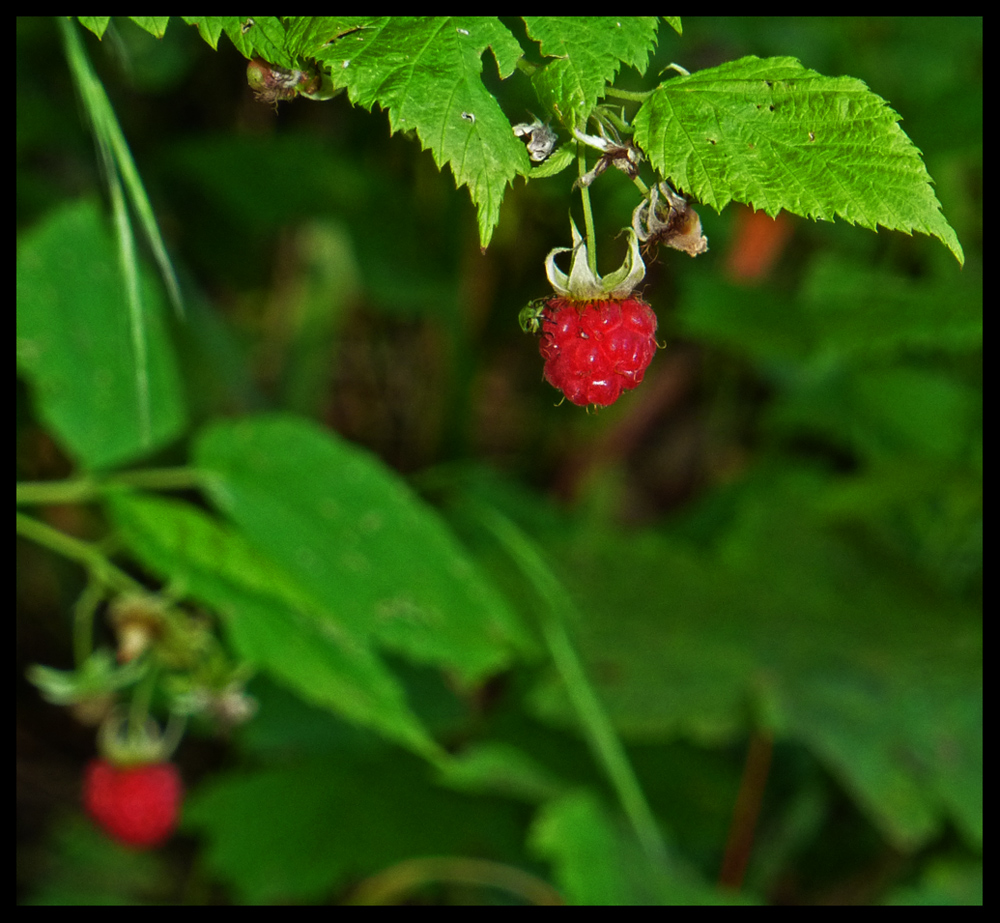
{"left": 77, "top": 17, "right": 111, "bottom": 39}
{"left": 128, "top": 17, "right": 170, "bottom": 40}
{"left": 177, "top": 16, "right": 296, "bottom": 68}
{"left": 528, "top": 475, "right": 982, "bottom": 851}
{"left": 530, "top": 792, "right": 633, "bottom": 905}
{"left": 799, "top": 257, "right": 982, "bottom": 358}
{"left": 194, "top": 414, "right": 530, "bottom": 685}
{"left": 16, "top": 200, "right": 186, "bottom": 470}
{"left": 283, "top": 16, "right": 364, "bottom": 58}
{"left": 525, "top": 16, "right": 659, "bottom": 127}
{"left": 314, "top": 17, "right": 528, "bottom": 249}
{"left": 773, "top": 366, "right": 980, "bottom": 464}
{"left": 529, "top": 790, "right": 736, "bottom": 905}
{"left": 106, "top": 491, "right": 440, "bottom": 759}
{"left": 179, "top": 15, "right": 224, "bottom": 52}
{"left": 633, "top": 55, "right": 964, "bottom": 264}
{"left": 525, "top": 144, "right": 575, "bottom": 179}
{"left": 185, "top": 755, "right": 530, "bottom": 903}
{"left": 677, "top": 256, "right": 982, "bottom": 365}
{"left": 437, "top": 741, "right": 568, "bottom": 804}
{"left": 227, "top": 16, "right": 294, "bottom": 69}
{"left": 662, "top": 17, "right": 682, "bottom": 38}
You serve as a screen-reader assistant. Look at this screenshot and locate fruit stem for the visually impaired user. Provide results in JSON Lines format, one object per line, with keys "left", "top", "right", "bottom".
{"left": 576, "top": 143, "right": 599, "bottom": 278}
{"left": 73, "top": 578, "right": 105, "bottom": 668}
{"left": 128, "top": 663, "right": 158, "bottom": 736}
{"left": 469, "top": 502, "right": 669, "bottom": 867}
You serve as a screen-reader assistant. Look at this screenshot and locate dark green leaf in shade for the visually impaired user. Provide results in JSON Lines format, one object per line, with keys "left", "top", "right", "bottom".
{"left": 106, "top": 491, "right": 441, "bottom": 759}
{"left": 16, "top": 200, "right": 186, "bottom": 470}
{"left": 194, "top": 414, "right": 532, "bottom": 685}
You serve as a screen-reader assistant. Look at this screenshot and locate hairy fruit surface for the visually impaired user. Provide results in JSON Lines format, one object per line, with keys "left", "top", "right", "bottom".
{"left": 83, "top": 758, "right": 182, "bottom": 849}
{"left": 539, "top": 297, "right": 658, "bottom": 407}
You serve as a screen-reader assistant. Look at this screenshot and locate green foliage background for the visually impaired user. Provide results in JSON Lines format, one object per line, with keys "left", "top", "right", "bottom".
{"left": 17, "top": 17, "right": 980, "bottom": 905}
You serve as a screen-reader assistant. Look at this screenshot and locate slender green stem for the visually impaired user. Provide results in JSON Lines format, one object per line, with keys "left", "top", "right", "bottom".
{"left": 469, "top": 503, "right": 668, "bottom": 866}
{"left": 595, "top": 106, "right": 633, "bottom": 137}
{"left": 347, "top": 856, "right": 563, "bottom": 906}
{"left": 106, "top": 467, "right": 208, "bottom": 492}
{"left": 73, "top": 578, "right": 105, "bottom": 668}
{"left": 576, "top": 143, "right": 598, "bottom": 278}
{"left": 604, "top": 86, "right": 652, "bottom": 103}
{"left": 16, "top": 511, "right": 144, "bottom": 596}
{"left": 17, "top": 477, "right": 101, "bottom": 506}
{"left": 17, "top": 467, "right": 206, "bottom": 507}
{"left": 129, "top": 663, "right": 158, "bottom": 735}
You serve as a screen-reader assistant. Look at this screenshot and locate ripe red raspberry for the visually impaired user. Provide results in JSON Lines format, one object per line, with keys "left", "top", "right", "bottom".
{"left": 538, "top": 296, "right": 658, "bottom": 407}
{"left": 83, "top": 758, "right": 182, "bottom": 849}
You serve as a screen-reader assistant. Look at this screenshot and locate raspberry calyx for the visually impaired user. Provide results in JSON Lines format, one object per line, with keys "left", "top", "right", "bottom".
{"left": 529, "top": 219, "right": 657, "bottom": 407}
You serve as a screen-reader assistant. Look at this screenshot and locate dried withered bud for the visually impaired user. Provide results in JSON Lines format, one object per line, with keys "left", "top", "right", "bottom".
{"left": 572, "top": 125, "right": 643, "bottom": 189}
{"left": 632, "top": 182, "right": 708, "bottom": 257}
{"left": 513, "top": 118, "right": 559, "bottom": 163}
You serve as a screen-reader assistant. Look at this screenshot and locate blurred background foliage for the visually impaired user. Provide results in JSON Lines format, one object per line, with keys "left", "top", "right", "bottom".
{"left": 17, "top": 17, "right": 980, "bottom": 904}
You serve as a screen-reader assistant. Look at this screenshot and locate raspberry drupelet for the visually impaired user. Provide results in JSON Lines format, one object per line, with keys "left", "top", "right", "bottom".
{"left": 538, "top": 296, "right": 658, "bottom": 407}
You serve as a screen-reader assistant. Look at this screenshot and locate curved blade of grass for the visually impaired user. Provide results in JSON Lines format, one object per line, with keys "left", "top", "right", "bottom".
{"left": 468, "top": 501, "right": 668, "bottom": 867}
{"left": 59, "top": 20, "right": 184, "bottom": 446}
{"left": 60, "top": 19, "right": 183, "bottom": 317}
